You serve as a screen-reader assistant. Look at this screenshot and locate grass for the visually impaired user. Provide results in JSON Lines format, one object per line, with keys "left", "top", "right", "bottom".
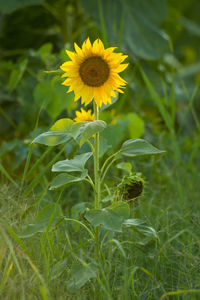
{"left": 0, "top": 144, "right": 200, "bottom": 299}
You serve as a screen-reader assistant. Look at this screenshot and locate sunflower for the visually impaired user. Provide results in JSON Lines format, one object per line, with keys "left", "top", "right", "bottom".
{"left": 74, "top": 108, "right": 94, "bottom": 123}
{"left": 60, "top": 38, "right": 128, "bottom": 107}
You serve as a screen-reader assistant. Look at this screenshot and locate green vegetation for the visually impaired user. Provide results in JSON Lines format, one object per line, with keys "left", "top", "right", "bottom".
{"left": 0, "top": 0, "right": 200, "bottom": 299}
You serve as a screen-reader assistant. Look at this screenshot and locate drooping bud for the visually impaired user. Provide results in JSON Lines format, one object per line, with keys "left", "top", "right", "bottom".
{"left": 117, "top": 173, "right": 144, "bottom": 202}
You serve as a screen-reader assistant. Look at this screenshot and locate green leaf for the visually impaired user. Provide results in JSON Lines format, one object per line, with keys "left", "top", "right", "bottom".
{"left": 122, "top": 0, "right": 169, "bottom": 59}
{"left": 19, "top": 203, "right": 63, "bottom": 238}
{"left": 81, "top": 0, "right": 169, "bottom": 59}
{"left": 32, "top": 131, "right": 71, "bottom": 146}
{"left": 33, "top": 118, "right": 74, "bottom": 146}
{"left": 67, "top": 263, "right": 98, "bottom": 291}
{"left": 33, "top": 120, "right": 106, "bottom": 147}
{"left": 70, "top": 121, "right": 106, "bottom": 146}
{"left": 52, "top": 152, "right": 92, "bottom": 173}
{"left": 85, "top": 209, "right": 123, "bottom": 232}
{"left": 50, "top": 118, "right": 74, "bottom": 131}
{"left": 119, "top": 139, "right": 165, "bottom": 157}
{"left": 123, "top": 219, "right": 158, "bottom": 239}
{"left": 107, "top": 201, "right": 130, "bottom": 220}
{"left": 85, "top": 202, "right": 130, "bottom": 232}
{"left": 49, "top": 170, "right": 88, "bottom": 190}
{"left": 71, "top": 202, "right": 88, "bottom": 219}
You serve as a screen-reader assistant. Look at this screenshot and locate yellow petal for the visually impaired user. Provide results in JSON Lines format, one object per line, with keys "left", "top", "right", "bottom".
{"left": 74, "top": 43, "right": 83, "bottom": 56}
{"left": 66, "top": 50, "right": 77, "bottom": 61}
{"left": 114, "top": 63, "right": 129, "bottom": 73}
{"left": 92, "top": 39, "right": 101, "bottom": 54}
{"left": 86, "top": 37, "right": 92, "bottom": 48}
{"left": 67, "top": 86, "right": 74, "bottom": 93}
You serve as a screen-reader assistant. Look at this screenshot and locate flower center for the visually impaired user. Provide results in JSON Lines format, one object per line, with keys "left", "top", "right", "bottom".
{"left": 79, "top": 56, "right": 110, "bottom": 87}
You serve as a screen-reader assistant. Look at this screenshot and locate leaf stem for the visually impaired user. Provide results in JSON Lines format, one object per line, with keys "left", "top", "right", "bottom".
{"left": 100, "top": 152, "right": 118, "bottom": 175}
{"left": 101, "top": 156, "right": 118, "bottom": 183}
{"left": 87, "top": 140, "right": 95, "bottom": 153}
{"left": 84, "top": 175, "right": 95, "bottom": 191}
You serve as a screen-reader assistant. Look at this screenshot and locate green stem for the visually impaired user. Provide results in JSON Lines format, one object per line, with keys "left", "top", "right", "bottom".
{"left": 84, "top": 175, "right": 95, "bottom": 191}
{"left": 101, "top": 152, "right": 118, "bottom": 175}
{"left": 93, "top": 102, "right": 101, "bottom": 209}
{"left": 101, "top": 156, "right": 118, "bottom": 183}
{"left": 87, "top": 140, "right": 95, "bottom": 153}
{"left": 93, "top": 102, "right": 101, "bottom": 279}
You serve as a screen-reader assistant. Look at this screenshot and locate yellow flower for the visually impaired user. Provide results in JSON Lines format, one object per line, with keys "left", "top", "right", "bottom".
{"left": 74, "top": 108, "right": 94, "bottom": 123}
{"left": 60, "top": 38, "right": 128, "bottom": 107}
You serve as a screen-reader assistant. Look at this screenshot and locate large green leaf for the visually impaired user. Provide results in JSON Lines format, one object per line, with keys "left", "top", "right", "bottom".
{"left": 107, "top": 201, "right": 130, "bottom": 219}
{"left": 80, "top": 0, "right": 169, "bottom": 59}
{"left": 33, "top": 118, "right": 73, "bottom": 146}
{"left": 32, "top": 131, "right": 71, "bottom": 146}
{"left": 50, "top": 118, "right": 74, "bottom": 131}
{"left": 119, "top": 139, "right": 165, "bottom": 157}
{"left": 19, "top": 203, "right": 63, "bottom": 238}
{"left": 85, "top": 201, "right": 130, "bottom": 232}
{"left": 33, "top": 120, "right": 106, "bottom": 147}
{"left": 122, "top": 0, "right": 169, "bottom": 59}
{"left": 52, "top": 152, "right": 92, "bottom": 173}
{"left": 70, "top": 121, "right": 107, "bottom": 146}
{"left": 67, "top": 263, "right": 98, "bottom": 291}
{"left": 49, "top": 170, "right": 88, "bottom": 190}
{"left": 85, "top": 209, "right": 123, "bottom": 232}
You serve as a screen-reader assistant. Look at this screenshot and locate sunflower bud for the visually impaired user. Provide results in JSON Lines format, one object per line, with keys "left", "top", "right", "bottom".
{"left": 117, "top": 173, "right": 144, "bottom": 202}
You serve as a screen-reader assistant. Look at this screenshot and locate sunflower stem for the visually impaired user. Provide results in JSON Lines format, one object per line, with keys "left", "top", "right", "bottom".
{"left": 93, "top": 102, "right": 101, "bottom": 275}
{"left": 93, "top": 102, "right": 101, "bottom": 210}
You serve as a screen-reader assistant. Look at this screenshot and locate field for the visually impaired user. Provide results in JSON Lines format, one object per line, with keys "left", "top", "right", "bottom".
{"left": 0, "top": 0, "right": 200, "bottom": 299}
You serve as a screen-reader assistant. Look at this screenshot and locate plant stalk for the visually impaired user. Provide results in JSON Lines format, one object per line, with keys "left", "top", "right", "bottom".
{"left": 93, "top": 102, "right": 101, "bottom": 276}
{"left": 93, "top": 102, "right": 101, "bottom": 210}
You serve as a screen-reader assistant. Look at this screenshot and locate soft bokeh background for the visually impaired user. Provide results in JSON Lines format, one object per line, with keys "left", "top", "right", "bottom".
{"left": 0, "top": 0, "right": 200, "bottom": 299}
